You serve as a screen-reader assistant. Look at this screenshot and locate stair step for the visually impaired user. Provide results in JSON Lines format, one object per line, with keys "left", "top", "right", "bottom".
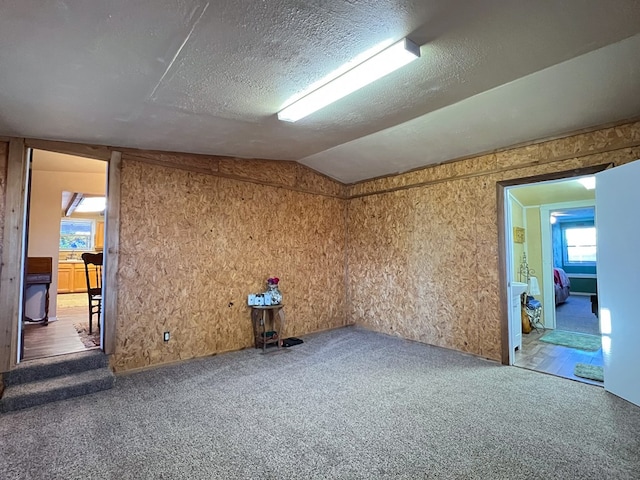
{"left": 0, "top": 367, "right": 115, "bottom": 413}
{"left": 4, "top": 350, "right": 109, "bottom": 386}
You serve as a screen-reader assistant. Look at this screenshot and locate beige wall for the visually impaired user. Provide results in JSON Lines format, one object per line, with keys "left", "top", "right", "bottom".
{"left": 524, "top": 207, "right": 544, "bottom": 322}
{"left": 510, "top": 197, "right": 525, "bottom": 281}
{"left": 347, "top": 121, "right": 640, "bottom": 362}
{"left": 26, "top": 165, "right": 106, "bottom": 318}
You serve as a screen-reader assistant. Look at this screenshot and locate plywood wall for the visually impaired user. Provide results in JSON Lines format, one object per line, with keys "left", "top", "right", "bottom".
{"left": 112, "top": 156, "right": 347, "bottom": 371}
{"left": 347, "top": 122, "right": 640, "bottom": 361}
{"left": 122, "top": 149, "right": 346, "bottom": 199}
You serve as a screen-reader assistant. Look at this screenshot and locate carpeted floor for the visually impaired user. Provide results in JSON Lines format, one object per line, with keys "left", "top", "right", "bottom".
{"left": 555, "top": 295, "right": 600, "bottom": 335}
{"left": 2, "top": 326, "right": 639, "bottom": 479}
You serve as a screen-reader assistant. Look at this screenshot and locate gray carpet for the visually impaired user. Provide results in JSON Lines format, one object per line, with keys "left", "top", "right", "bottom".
{"left": 556, "top": 295, "right": 601, "bottom": 336}
{"left": 2, "top": 326, "right": 639, "bottom": 479}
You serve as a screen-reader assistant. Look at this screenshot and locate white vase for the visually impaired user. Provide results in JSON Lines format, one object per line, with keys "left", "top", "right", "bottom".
{"left": 267, "top": 284, "right": 282, "bottom": 304}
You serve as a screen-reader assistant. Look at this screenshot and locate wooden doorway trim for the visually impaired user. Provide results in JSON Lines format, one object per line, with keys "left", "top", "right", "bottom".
{"left": 496, "top": 163, "right": 612, "bottom": 365}
{"left": 0, "top": 140, "right": 122, "bottom": 371}
{"left": 103, "top": 151, "right": 121, "bottom": 355}
{"left": 0, "top": 139, "right": 28, "bottom": 372}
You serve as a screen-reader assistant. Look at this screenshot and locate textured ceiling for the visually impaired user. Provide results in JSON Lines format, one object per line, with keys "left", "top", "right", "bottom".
{"left": 1, "top": 1, "right": 640, "bottom": 183}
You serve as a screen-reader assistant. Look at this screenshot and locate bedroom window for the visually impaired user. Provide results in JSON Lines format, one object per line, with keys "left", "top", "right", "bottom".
{"left": 563, "top": 226, "right": 596, "bottom": 264}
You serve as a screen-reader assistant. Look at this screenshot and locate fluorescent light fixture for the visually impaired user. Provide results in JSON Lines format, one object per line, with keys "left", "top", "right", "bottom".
{"left": 577, "top": 176, "right": 596, "bottom": 190}
{"left": 278, "top": 38, "right": 420, "bottom": 122}
{"left": 75, "top": 196, "right": 106, "bottom": 213}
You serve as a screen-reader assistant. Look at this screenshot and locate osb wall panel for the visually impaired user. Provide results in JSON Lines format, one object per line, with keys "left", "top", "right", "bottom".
{"left": 348, "top": 122, "right": 640, "bottom": 362}
{"left": 113, "top": 159, "right": 347, "bottom": 371}
{"left": 219, "top": 157, "right": 297, "bottom": 186}
{"left": 123, "top": 150, "right": 346, "bottom": 198}
{"left": 347, "top": 121, "right": 640, "bottom": 197}
{"left": 295, "top": 164, "right": 346, "bottom": 198}
{"left": 125, "top": 149, "right": 220, "bottom": 175}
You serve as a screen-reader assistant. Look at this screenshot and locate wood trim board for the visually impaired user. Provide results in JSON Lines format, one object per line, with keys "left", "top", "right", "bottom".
{"left": 103, "top": 151, "right": 121, "bottom": 355}
{"left": 0, "top": 139, "right": 27, "bottom": 372}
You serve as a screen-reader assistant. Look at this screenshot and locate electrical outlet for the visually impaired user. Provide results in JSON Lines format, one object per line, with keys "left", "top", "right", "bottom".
{"left": 163, "top": 332, "right": 170, "bottom": 342}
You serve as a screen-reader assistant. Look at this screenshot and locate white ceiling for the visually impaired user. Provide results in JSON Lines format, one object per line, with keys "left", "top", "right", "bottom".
{"left": 32, "top": 150, "right": 107, "bottom": 174}
{"left": 510, "top": 178, "right": 595, "bottom": 207}
{"left": 1, "top": 1, "right": 640, "bottom": 183}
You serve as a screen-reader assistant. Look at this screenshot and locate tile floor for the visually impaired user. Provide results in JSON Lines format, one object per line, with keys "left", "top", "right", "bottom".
{"left": 514, "top": 296, "right": 603, "bottom": 386}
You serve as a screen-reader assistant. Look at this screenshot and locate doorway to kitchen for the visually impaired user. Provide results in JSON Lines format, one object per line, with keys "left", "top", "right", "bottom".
{"left": 21, "top": 149, "right": 108, "bottom": 361}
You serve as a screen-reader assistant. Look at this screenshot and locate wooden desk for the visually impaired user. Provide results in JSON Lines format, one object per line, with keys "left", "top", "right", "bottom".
{"left": 251, "top": 305, "right": 285, "bottom": 352}
{"left": 24, "top": 257, "right": 53, "bottom": 325}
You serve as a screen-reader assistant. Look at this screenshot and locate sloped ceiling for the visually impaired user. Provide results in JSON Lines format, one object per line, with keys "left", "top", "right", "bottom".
{"left": 1, "top": 1, "right": 639, "bottom": 183}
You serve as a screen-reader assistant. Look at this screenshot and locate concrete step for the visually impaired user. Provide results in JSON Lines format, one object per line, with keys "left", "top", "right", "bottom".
{"left": 0, "top": 367, "right": 115, "bottom": 413}
{"left": 3, "top": 350, "right": 109, "bottom": 386}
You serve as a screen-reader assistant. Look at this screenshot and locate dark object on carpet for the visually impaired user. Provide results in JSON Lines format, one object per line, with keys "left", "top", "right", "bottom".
{"left": 540, "top": 330, "right": 601, "bottom": 351}
{"left": 282, "top": 337, "right": 304, "bottom": 347}
{"left": 574, "top": 363, "right": 604, "bottom": 382}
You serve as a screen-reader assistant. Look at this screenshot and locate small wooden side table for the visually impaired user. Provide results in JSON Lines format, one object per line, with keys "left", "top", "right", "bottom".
{"left": 251, "top": 305, "right": 285, "bottom": 352}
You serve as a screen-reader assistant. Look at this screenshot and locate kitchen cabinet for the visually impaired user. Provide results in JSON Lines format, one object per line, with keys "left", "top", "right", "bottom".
{"left": 57, "top": 262, "right": 98, "bottom": 293}
{"left": 57, "top": 263, "right": 73, "bottom": 294}
{"left": 95, "top": 221, "right": 104, "bottom": 251}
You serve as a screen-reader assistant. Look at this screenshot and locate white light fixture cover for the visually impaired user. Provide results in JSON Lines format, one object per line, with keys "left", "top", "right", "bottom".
{"left": 75, "top": 196, "right": 106, "bottom": 213}
{"left": 577, "top": 176, "right": 596, "bottom": 190}
{"left": 278, "top": 38, "right": 420, "bottom": 122}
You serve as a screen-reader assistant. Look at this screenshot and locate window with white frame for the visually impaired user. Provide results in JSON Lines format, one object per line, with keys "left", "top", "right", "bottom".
{"left": 59, "top": 219, "right": 95, "bottom": 251}
{"left": 563, "top": 225, "right": 596, "bottom": 264}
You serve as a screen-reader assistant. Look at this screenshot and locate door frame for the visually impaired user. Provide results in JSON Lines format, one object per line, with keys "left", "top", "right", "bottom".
{"left": 0, "top": 139, "right": 121, "bottom": 371}
{"left": 497, "top": 163, "right": 612, "bottom": 365}
{"left": 539, "top": 199, "right": 596, "bottom": 330}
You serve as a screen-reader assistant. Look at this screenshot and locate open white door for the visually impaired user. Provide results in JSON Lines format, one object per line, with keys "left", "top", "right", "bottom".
{"left": 596, "top": 160, "right": 640, "bottom": 407}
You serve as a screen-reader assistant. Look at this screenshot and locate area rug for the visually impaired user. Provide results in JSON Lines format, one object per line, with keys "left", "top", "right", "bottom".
{"left": 73, "top": 321, "right": 100, "bottom": 348}
{"left": 540, "top": 330, "right": 601, "bottom": 351}
{"left": 574, "top": 363, "right": 604, "bottom": 382}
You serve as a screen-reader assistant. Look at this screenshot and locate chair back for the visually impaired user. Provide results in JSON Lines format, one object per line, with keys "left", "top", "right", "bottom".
{"left": 81, "top": 252, "right": 103, "bottom": 293}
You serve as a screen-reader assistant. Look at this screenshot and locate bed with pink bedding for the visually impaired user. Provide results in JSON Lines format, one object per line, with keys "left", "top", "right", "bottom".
{"left": 553, "top": 267, "right": 570, "bottom": 305}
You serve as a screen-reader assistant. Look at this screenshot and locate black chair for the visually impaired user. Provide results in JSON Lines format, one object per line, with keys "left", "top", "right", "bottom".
{"left": 81, "top": 252, "right": 103, "bottom": 334}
